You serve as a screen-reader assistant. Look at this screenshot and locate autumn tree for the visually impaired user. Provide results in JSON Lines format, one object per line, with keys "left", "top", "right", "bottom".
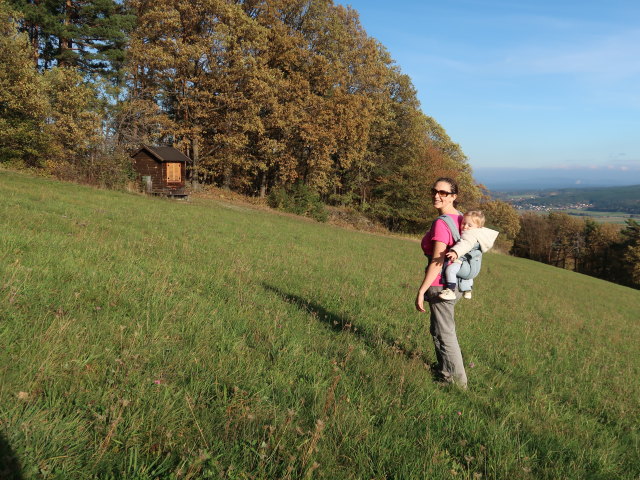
{"left": 1, "top": 2, "right": 104, "bottom": 175}
{"left": 127, "top": 0, "right": 276, "bottom": 188}
{"left": 363, "top": 67, "right": 480, "bottom": 231}
{"left": 42, "top": 66, "right": 101, "bottom": 168}
{"left": 546, "top": 212, "right": 584, "bottom": 270}
{"left": 580, "top": 219, "right": 620, "bottom": 280}
{"left": 364, "top": 67, "right": 424, "bottom": 227}
{"left": 512, "top": 212, "right": 554, "bottom": 263}
{"left": 293, "top": 3, "right": 387, "bottom": 194}
{"left": 624, "top": 242, "right": 640, "bottom": 285}
{"left": 123, "top": 0, "right": 479, "bottom": 231}
{"left": 0, "top": 2, "right": 50, "bottom": 166}
{"left": 479, "top": 199, "right": 520, "bottom": 252}
{"left": 621, "top": 219, "right": 640, "bottom": 287}
{"left": 512, "top": 213, "right": 639, "bottom": 289}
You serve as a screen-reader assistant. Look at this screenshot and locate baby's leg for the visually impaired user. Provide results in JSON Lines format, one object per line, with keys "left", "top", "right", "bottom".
{"left": 444, "top": 262, "right": 462, "bottom": 290}
{"left": 463, "top": 278, "right": 474, "bottom": 299}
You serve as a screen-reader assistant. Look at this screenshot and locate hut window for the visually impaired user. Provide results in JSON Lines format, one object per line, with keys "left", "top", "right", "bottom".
{"left": 166, "top": 163, "right": 181, "bottom": 182}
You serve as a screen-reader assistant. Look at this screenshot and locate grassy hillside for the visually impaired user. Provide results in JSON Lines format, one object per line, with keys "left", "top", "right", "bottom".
{"left": 1, "top": 170, "right": 639, "bottom": 480}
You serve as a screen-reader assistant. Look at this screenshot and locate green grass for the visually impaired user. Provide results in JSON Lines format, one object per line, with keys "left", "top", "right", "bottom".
{"left": 561, "top": 209, "right": 640, "bottom": 224}
{"left": 1, "top": 170, "right": 639, "bottom": 479}
{"left": 519, "top": 208, "right": 639, "bottom": 224}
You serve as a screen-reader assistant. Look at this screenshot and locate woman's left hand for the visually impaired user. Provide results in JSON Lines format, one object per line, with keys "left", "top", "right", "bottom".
{"left": 415, "top": 290, "right": 426, "bottom": 312}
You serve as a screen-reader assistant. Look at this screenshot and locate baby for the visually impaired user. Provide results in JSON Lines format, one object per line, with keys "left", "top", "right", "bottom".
{"left": 439, "top": 210, "right": 499, "bottom": 300}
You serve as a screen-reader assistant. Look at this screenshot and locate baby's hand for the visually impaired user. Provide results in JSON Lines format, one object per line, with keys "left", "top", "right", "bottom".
{"left": 446, "top": 251, "right": 458, "bottom": 261}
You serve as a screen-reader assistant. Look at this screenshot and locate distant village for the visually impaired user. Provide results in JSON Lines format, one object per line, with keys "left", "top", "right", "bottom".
{"left": 513, "top": 202, "right": 594, "bottom": 212}
{"left": 495, "top": 185, "right": 640, "bottom": 216}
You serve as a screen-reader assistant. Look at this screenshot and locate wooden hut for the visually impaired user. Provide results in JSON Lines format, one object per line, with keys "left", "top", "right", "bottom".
{"left": 131, "top": 146, "right": 190, "bottom": 198}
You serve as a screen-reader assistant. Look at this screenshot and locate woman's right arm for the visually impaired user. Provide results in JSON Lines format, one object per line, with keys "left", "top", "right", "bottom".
{"left": 415, "top": 240, "right": 448, "bottom": 312}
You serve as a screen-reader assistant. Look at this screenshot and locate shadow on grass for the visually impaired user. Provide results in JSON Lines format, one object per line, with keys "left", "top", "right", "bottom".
{"left": 0, "top": 433, "right": 23, "bottom": 480}
{"left": 262, "top": 283, "right": 432, "bottom": 368}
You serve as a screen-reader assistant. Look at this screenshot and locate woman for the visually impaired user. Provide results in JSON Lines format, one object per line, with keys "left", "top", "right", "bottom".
{"left": 415, "top": 177, "right": 467, "bottom": 388}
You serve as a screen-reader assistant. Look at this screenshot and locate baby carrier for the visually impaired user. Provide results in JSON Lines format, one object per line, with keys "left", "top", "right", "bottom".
{"left": 433, "top": 214, "right": 482, "bottom": 292}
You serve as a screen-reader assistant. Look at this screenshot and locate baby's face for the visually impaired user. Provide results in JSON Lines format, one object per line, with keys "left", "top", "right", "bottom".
{"left": 462, "top": 218, "right": 480, "bottom": 232}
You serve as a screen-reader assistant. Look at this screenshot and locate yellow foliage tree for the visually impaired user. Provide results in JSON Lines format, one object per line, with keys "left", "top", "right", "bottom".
{"left": 0, "top": 4, "right": 49, "bottom": 165}
{"left": 42, "top": 67, "right": 101, "bottom": 165}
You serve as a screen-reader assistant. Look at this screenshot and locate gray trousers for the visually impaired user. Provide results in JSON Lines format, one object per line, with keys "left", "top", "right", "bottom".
{"left": 426, "top": 286, "right": 467, "bottom": 387}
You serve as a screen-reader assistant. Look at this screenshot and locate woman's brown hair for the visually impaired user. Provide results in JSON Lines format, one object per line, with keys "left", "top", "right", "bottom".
{"left": 433, "top": 177, "right": 459, "bottom": 207}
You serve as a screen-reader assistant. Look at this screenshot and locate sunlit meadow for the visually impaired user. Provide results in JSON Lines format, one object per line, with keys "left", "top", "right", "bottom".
{"left": 1, "top": 170, "right": 638, "bottom": 479}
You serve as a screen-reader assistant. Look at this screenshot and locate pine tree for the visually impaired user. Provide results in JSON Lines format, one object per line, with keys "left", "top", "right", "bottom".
{"left": 8, "top": 0, "right": 135, "bottom": 81}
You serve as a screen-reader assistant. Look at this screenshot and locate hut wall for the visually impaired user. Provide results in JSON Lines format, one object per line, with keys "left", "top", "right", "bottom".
{"left": 132, "top": 151, "right": 164, "bottom": 188}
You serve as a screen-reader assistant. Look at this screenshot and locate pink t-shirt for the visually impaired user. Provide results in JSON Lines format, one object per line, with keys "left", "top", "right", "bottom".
{"left": 421, "top": 214, "right": 464, "bottom": 286}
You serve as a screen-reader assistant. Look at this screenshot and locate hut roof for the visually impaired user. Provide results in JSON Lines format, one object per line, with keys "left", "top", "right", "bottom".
{"left": 133, "top": 146, "right": 190, "bottom": 163}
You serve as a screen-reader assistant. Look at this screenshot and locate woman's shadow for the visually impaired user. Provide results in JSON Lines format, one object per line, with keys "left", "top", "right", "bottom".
{"left": 0, "top": 432, "right": 23, "bottom": 480}
{"left": 262, "top": 283, "right": 431, "bottom": 366}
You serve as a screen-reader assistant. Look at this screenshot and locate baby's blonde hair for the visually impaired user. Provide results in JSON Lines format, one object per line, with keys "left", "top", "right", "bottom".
{"left": 464, "top": 210, "right": 485, "bottom": 227}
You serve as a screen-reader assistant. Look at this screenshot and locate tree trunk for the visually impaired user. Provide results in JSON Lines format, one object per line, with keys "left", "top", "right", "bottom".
{"left": 222, "top": 165, "right": 232, "bottom": 190}
{"left": 259, "top": 170, "right": 267, "bottom": 198}
{"left": 58, "top": 0, "right": 73, "bottom": 67}
{"left": 191, "top": 136, "right": 199, "bottom": 190}
{"left": 29, "top": 0, "right": 40, "bottom": 68}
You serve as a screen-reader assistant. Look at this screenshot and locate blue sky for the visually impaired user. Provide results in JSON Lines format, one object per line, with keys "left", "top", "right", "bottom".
{"left": 336, "top": 0, "right": 640, "bottom": 181}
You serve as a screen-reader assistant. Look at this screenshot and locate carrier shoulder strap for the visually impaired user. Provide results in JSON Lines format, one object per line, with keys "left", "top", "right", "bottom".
{"left": 436, "top": 213, "right": 461, "bottom": 243}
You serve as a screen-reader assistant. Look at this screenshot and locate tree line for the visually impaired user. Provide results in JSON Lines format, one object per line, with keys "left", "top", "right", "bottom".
{"left": 1, "top": 0, "right": 482, "bottom": 232}
{"left": 512, "top": 212, "right": 640, "bottom": 289}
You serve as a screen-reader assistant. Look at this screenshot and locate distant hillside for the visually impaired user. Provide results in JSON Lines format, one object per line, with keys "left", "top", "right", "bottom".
{"left": 493, "top": 184, "right": 640, "bottom": 214}
{"left": 475, "top": 167, "right": 640, "bottom": 190}
{"left": 1, "top": 170, "right": 639, "bottom": 479}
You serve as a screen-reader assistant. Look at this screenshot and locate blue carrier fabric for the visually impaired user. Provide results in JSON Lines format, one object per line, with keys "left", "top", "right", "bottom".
{"left": 434, "top": 214, "right": 482, "bottom": 292}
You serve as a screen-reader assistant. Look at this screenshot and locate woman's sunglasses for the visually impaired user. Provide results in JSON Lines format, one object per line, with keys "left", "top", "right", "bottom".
{"left": 431, "top": 188, "right": 454, "bottom": 197}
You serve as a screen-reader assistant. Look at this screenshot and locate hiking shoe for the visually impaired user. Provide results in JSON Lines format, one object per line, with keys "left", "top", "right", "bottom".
{"left": 438, "top": 288, "right": 456, "bottom": 300}
{"left": 463, "top": 291, "right": 472, "bottom": 299}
